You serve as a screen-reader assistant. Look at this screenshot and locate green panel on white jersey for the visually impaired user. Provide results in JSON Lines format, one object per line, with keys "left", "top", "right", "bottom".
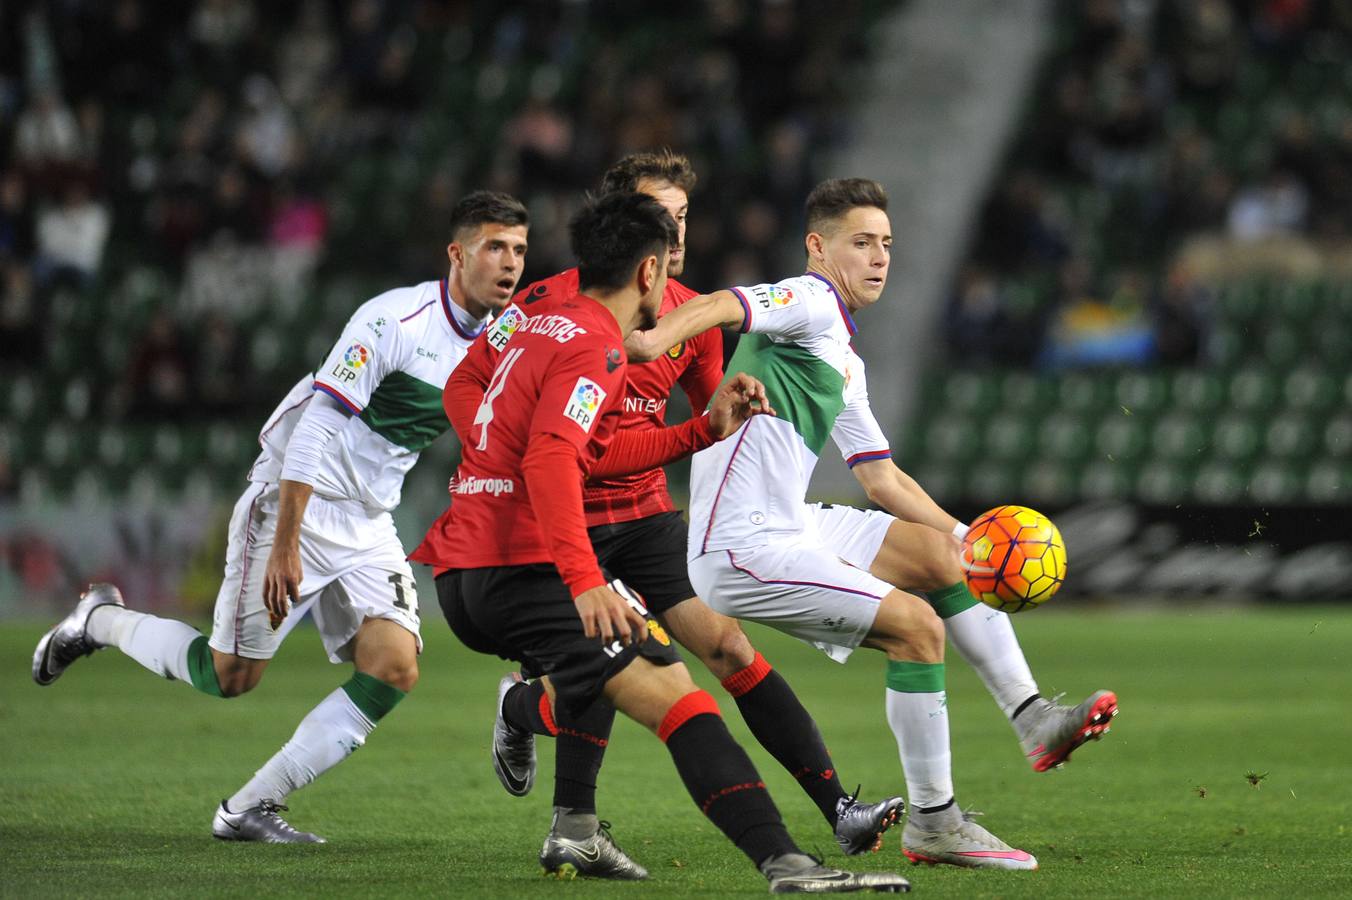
{"left": 359, "top": 371, "right": 449, "bottom": 451}
{"left": 720, "top": 333, "right": 845, "bottom": 455}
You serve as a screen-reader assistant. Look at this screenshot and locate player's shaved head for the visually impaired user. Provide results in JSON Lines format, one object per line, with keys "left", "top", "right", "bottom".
{"left": 805, "top": 178, "right": 888, "bottom": 236}
{"left": 448, "top": 190, "right": 529, "bottom": 241}
{"left": 601, "top": 149, "right": 697, "bottom": 195}
{"left": 571, "top": 192, "right": 678, "bottom": 293}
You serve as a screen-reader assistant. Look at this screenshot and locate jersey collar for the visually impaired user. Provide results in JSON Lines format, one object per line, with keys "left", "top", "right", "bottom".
{"left": 807, "top": 272, "right": 858, "bottom": 337}
{"left": 441, "top": 278, "right": 488, "bottom": 339}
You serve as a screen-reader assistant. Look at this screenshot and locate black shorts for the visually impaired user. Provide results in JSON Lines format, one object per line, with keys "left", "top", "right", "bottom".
{"left": 437, "top": 564, "right": 682, "bottom": 713}
{"left": 588, "top": 511, "right": 697, "bottom": 616}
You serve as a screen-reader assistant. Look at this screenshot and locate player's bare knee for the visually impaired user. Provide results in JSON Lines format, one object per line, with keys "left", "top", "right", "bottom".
{"left": 708, "top": 625, "right": 756, "bottom": 678}
{"left": 360, "top": 656, "right": 419, "bottom": 693}
{"left": 215, "top": 666, "right": 261, "bottom": 698}
{"left": 866, "top": 592, "right": 945, "bottom": 662}
{"left": 914, "top": 528, "right": 963, "bottom": 590}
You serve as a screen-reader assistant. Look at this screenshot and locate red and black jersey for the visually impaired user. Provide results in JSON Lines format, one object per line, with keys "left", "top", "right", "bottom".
{"left": 456, "top": 268, "right": 723, "bottom": 527}
{"left": 410, "top": 294, "right": 629, "bottom": 593}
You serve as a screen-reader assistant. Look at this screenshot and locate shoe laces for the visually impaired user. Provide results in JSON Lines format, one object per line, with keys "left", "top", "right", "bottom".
{"left": 257, "top": 800, "right": 290, "bottom": 818}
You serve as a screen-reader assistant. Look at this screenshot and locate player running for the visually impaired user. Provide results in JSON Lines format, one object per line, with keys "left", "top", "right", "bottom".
{"left": 631, "top": 177, "right": 1117, "bottom": 871}
{"left": 32, "top": 191, "right": 531, "bottom": 844}
{"left": 427, "top": 151, "right": 903, "bottom": 879}
{"left": 415, "top": 191, "right": 910, "bottom": 894}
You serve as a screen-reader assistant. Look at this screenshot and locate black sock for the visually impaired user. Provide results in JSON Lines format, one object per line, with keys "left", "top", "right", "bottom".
{"left": 661, "top": 693, "right": 798, "bottom": 867}
{"left": 552, "top": 698, "right": 616, "bottom": 813}
{"left": 724, "top": 655, "right": 844, "bottom": 825}
{"left": 502, "top": 680, "right": 557, "bottom": 736}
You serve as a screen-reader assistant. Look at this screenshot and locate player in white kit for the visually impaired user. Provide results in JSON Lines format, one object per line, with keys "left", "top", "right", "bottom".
{"left": 627, "top": 177, "right": 1049, "bottom": 870}
{"left": 32, "top": 191, "right": 531, "bottom": 842}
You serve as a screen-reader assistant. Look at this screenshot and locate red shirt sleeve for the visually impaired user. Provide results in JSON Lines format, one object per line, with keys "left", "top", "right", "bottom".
{"left": 444, "top": 345, "right": 493, "bottom": 442}
{"left": 588, "top": 414, "right": 716, "bottom": 480}
{"left": 522, "top": 432, "right": 606, "bottom": 597}
{"left": 678, "top": 326, "right": 725, "bottom": 414}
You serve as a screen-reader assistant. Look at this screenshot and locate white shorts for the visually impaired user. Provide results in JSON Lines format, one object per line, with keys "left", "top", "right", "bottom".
{"left": 209, "top": 482, "right": 422, "bottom": 663}
{"left": 689, "top": 503, "right": 897, "bottom": 662}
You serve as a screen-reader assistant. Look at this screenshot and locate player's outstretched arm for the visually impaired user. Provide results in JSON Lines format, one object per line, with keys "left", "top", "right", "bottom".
{"left": 851, "top": 458, "right": 962, "bottom": 535}
{"left": 624, "top": 290, "right": 745, "bottom": 362}
{"left": 707, "top": 372, "right": 776, "bottom": 438}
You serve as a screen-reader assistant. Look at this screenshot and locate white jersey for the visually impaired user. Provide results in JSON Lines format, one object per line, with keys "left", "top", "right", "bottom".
{"left": 248, "top": 279, "right": 485, "bottom": 513}
{"left": 688, "top": 273, "right": 891, "bottom": 557}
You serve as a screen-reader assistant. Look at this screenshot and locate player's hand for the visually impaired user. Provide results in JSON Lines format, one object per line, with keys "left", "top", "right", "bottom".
{"left": 262, "top": 544, "right": 302, "bottom": 630}
{"left": 574, "top": 586, "right": 649, "bottom": 647}
{"left": 708, "top": 372, "right": 776, "bottom": 439}
{"left": 622, "top": 327, "right": 666, "bottom": 363}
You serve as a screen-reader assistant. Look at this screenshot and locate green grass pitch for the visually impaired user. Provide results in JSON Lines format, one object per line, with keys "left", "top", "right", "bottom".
{"left": 2, "top": 605, "right": 1350, "bottom": 898}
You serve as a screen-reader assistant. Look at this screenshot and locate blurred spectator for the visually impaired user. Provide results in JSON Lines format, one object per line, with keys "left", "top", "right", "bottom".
{"left": 193, "top": 311, "right": 247, "bottom": 416}
{"left": 119, "top": 310, "right": 193, "bottom": 420}
{"left": 1041, "top": 260, "right": 1154, "bottom": 370}
{"left": 945, "top": 265, "right": 1046, "bottom": 367}
{"left": 34, "top": 179, "right": 110, "bottom": 287}
{"left": 1152, "top": 261, "right": 1213, "bottom": 365}
{"left": 1227, "top": 170, "right": 1309, "bottom": 240}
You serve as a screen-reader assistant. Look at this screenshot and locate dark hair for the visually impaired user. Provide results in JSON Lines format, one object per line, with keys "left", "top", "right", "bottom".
{"left": 600, "top": 149, "right": 697, "bottom": 195}
{"left": 448, "top": 190, "right": 529, "bottom": 241}
{"left": 571, "top": 192, "right": 679, "bottom": 292}
{"left": 804, "top": 178, "right": 888, "bottom": 235}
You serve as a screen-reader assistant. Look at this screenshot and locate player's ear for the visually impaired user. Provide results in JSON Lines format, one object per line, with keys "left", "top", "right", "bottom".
{"left": 805, "top": 231, "right": 825, "bottom": 261}
{"left": 446, "top": 241, "right": 463, "bottom": 268}
{"left": 637, "top": 254, "right": 659, "bottom": 294}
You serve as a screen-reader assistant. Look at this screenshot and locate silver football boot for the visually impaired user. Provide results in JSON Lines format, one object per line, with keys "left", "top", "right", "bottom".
{"left": 1017, "top": 690, "right": 1119, "bottom": 772}
{"left": 761, "top": 852, "right": 911, "bottom": 893}
{"left": 492, "top": 673, "right": 537, "bottom": 796}
{"left": 32, "top": 583, "right": 125, "bottom": 685}
{"left": 540, "top": 819, "right": 648, "bottom": 880}
{"left": 212, "top": 800, "right": 326, "bottom": 843}
{"left": 834, "top": 788, "right": 905, "bottom": 855}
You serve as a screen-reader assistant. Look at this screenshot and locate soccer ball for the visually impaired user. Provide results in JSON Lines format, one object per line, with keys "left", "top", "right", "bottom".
{"left": 960, "top": 505, "right": 1067, "bottom": 613}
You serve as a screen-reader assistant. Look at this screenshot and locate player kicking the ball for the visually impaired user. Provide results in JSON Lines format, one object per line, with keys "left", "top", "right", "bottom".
{"left": 425, "top": 151, "right": 903, "bottom": 880}
{"left": 32, "top": 191, "right": 531, "bottom": 843}
{"left": 416, "top": 191, "right": 909, "bottom": 894}
{"left": 630, "top": 178, "right": 1117, "bottom": 871}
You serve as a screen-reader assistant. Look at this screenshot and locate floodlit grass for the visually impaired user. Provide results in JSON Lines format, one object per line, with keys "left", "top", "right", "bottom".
{"left": 2, "top": 605, "right": 1350, "bottom": 897}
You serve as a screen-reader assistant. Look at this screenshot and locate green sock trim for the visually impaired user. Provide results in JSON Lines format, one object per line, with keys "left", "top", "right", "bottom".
{"left": 927, "top": 581, "right": 980, "bottom": 618}
{"left": 342, "top": 672, "right": 406, "bottom": 722}
{"left": 886, "top": 660, "right": 946, "bottom": 693}
{"left": 187, "top": 636, "right": 224, "bottom": 697}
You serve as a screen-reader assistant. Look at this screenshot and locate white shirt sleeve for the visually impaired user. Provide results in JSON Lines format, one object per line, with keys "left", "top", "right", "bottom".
{"left": 731, "top": 276, "right": 833, "bottom": 342}
{"left": 831, "top": 353, "right": 892, "bottom": 468}
{"left": 278, "top": 391, "right": 353, "bottom": 485}
{"left": 310, "top": 299, "right": 402, "bottom": 413}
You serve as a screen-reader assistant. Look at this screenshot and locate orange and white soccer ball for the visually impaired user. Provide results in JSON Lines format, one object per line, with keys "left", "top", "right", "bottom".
{"left": 961, "top": 505, "right": 1067, "bottom": 613}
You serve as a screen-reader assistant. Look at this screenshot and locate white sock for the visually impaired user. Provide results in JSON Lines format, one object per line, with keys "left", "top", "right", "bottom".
{"left": 228, "top": 687, "right": 375, "bottom": 811}
{"left": 943, "top": 604, "right": 1039, "bottom": 719}
{"left": 884, "top": 687, "right": 954, "bottom": 810}
{"left": 88, "top": 606, "right": 198, "bottom": 683}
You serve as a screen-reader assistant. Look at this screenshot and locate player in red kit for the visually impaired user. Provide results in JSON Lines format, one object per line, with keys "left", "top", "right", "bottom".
{"left": 412, "top": 193, "right": 909, "bottom": 894}
{"left": 430, "top": 153, "right": 905, "bottom": 880}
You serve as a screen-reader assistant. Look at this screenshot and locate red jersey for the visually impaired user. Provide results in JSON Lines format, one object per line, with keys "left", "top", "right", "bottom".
{"left": 486, "top": 269, "right": 723, "bottom": 525}
{"left": 410, "top": 294, "right": 629, "bottom": 592}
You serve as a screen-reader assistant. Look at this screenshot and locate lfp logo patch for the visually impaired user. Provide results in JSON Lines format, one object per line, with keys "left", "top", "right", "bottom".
{"left": 487, "top": 304, "right": 526, "bottom": 351}
{"left": 343, "top": 342, "right": 371, "bottom": 370}
{"left": 768, "top": 286, "right": 795, "bottom": 306}
{"left": 563, "top": 376, "right": 606, "bottom": 432}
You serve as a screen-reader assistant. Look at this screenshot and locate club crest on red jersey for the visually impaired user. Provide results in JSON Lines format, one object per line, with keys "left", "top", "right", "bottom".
{"left": 666, "top": 341, "right": 685, "bottom": 360}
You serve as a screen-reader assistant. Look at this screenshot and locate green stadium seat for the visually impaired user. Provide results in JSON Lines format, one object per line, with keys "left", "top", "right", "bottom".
{"left": 1078, "top": 460, "right": 1132, "bottom": 500}
{"left": 1212, "top": 415, "right": 1262, "bottom": 463}
{"left": 1024, "top": 460, "right": 1079, "bottom": 506}
{"left": 1261, "top": 326, "right": 1302, "bottom": 368}
{"left": 1249, "top": 461, "right": 1303, "bottom": 504}
{"left": 984, "top": 413, "right": 1035, "bottom": 462}
{"left": 1207, "top": 323, "right": 1247, "bottom": 369}
{"left": 967, "top": 465, "right": 1021, "bottom": 505}
{"left": 1265, "top": 414, "right": 1316, "bottom": 460}
{"left": 1114, "top": 372, "right": 1169, "bottom": 417}
{"left": 940, "top": 371, "right": 999, "bottom": 414}
{"left": 1137, "top": 459, "right": 1194, "bottom": 504}
{"left": 1153, "top": 413, "right": 1208, "bottom": 460}
{"left": 923, "top": 415, "right": 980, "bottom": 464}
{"left": 1041, "top": 413, "right": 1092, "bottom": 462}
{"left": 998, "top": 373, "right": 1055, "bottom": 413}
{"left": 1306, "top": 461, "right": 1348, "bottom": 503}
{"left": 1096, "top": 416, "right": 1149, "bottom": 463}
{"left": 1171, "top": 371, "right": 1224, "bottom": 412}
{"left": 1229, "top": 370, "right": 1279, "bottom": 413}
{"left": 40, "top": 424, "right": 76, "bottom": 470}
{"left": 1324, "top": 415, "right": 1352, "bottom": 459}
{"left": 1192, "top": 462, "right": 1248, "bottom": 503}
{"left": 1283, "top": 366, "right": 1339, "bottom": 414}
{"left": 1057, "top": 374, "right": 1111, "bottom": 414}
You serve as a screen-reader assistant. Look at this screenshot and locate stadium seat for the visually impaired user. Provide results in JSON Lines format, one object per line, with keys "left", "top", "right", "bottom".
{"left": 1192, "top": 462, "right": 1248, "bottom": 504}
{"left": 1152, "top": 414, "right": 1208, "bottom": 461}
{"left": 1249, "top": 461, "right": 1303, "bottom": 504}
{"left": 1283, "top": 366, "right": 1339, "bottom": 414}
{"left": 1305, "top": 461, "right": 1348, "bottom": 503}
{"left": 1324, "top": 415, "right": 1352, "bottom": 459}
{"left": 1114, "top": 372, "right": 1169, "bottom": 417}
{"left": 1228, "top": 370, "right": 1278, "bottom": 413}
{"left": 1095, "top": 416, "right": 1149, "bottom": 463}
{"left": 1078, "top": 460, "right": 1132, "bottom": 501}
{"left": 1171, "top": 371, "right": 1224, "bottom": 412}
{"left": 1041, "top": 413, "right": 1093, "bottom": 462}
{"left": 984, "top": 412, "right": 1035, "bottom": 463}
{"left": 1137, "top": 459, "right": 1194, "bottom": 504}
{"left": 1212, "top": 415, "right": 1262, "bottom": 464}
{"left": 1264, "top": 414, "right": 1316, "bottom": 461}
